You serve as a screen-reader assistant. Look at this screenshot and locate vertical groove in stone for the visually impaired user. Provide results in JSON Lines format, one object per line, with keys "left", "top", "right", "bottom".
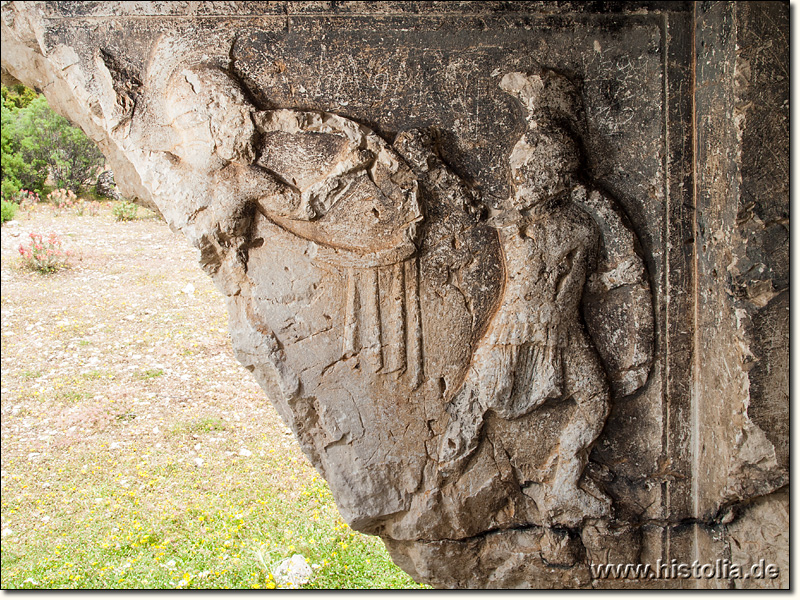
{"left": 383, "top": 260, "right": 406, "bottom": 374}
{"left": 405, "top": 257, "right": 423, "bottom": 389}
{"left": 361, "top": 267, "right": 383, "bottom": 372}
{"left": 690, "top": 2, "right": 701, "bottom": 524}
{"left": 343, "top": 267, "right": 359, "bottom": 358}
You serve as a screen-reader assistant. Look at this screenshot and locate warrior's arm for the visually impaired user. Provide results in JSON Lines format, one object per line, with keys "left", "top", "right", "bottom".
{"left": 393, "top": 128, "right": 483, "bottom": 218}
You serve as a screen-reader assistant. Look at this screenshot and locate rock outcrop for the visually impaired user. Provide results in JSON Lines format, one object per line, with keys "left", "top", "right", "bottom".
{"left": 95, "top": 169, "right": 121, "bottom": 200}
{"left": 1, "top": 1, "right": 787, "bottom": 589}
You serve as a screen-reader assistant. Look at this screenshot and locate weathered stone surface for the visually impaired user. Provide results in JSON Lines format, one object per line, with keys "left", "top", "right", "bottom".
{"left": 95, "top": 169, "right": 121, "bottom": 200}
{"left": 694, "top": 1, "right": 789, "bottom": 521}
{"left": 1, "top": 1, "right": 788, "bottom": 589}
{"left": 726, "top": 489, "right": 789, "bottom": 589}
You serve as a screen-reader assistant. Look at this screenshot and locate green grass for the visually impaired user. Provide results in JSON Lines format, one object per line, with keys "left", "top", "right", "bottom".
{"left": 194, "top": 417, "right": 226, "bottom": 433}
{"left": 110, "top": 200, "right": 161, "bottom": 222}
{"left": 80, "top": 369, "right": 106, "bottom": 380}
{"left": 0, "top": 209, "right": 428, "bottom": 589}
{"left": 170, "top": 417, "right": 228, "bottom": 435}
{"left": 77, "top": 188, "right": 114, "bottom": 203}
{"left": 135, "top": 368, "right": 164, "bottom": 380}
{"left": 0, "top": 448, "right": 426, "bottom": 589}
{"left": 112, "top": 200, "right": 138, "bottom": 222}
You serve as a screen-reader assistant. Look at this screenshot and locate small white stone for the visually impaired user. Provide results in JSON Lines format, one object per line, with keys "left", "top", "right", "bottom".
{"left": 272, "top": 554, "right": 313, "bottom": 588}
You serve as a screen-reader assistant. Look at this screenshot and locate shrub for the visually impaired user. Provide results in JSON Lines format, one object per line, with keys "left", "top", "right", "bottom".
{"left": 18, "top": 232, "right": 70, "bottom": 273}
{"left": 1, "top": 88, "right": 105, "bottom": 194}
{"left": 1, "top": 83, "right": 37, "bottom": 110}
{"left": 74, "top": 198, "right": 101, "bottom": 216}
{"left": 113, "top": 200, "right": 138, "bottom": 221}
{"left": 13, "top": 189, "right": 40, "bottom": 207}
{"left": 2, "top": 97, "right": 48, "bottom": 195}
{"left": 85, "top": 200, "right": 101, "bottom": 216}
{"left": 47, "top": 188, "right": 78, "bottom": 210}
{"left": 1, "top": 177, "right": 22, "bottom": 200}
{"left": 1, "top": 199, "right": 18, "bottom": 224}
{"left": 2, "top": 102, "right": 45, "bottom": 196}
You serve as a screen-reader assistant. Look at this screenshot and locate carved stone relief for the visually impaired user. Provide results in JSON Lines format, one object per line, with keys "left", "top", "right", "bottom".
{"left": 155, "top": 59, "right": 656, "bottom": 538}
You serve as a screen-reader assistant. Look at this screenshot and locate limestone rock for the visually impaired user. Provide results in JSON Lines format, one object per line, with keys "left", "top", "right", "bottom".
{"left": 0, "top": 1, "right": 787, "bottom": 589}
{"left": 272, "top": 554, "right": 314, "bottom": 589}
{"left": 95, "top": 169, "right": 121, "bottom": 200}
{"left": 727, "top": 489, "right": 789, "bottom": 590}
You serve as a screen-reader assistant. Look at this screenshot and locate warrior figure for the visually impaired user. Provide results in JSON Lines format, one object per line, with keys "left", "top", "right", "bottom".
{"left": 437, "top": 70, "right": 652, "bottom": 527}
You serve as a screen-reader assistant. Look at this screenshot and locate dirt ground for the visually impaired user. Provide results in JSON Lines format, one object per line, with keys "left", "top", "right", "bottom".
{"left": 0, "top": 204, "right": 339, "bottom": 585}
{"left": 1, "top": 205, "right": 300, "bottom": 461}
{"left": 1, "top": 203, "right": 425, "bottom": 589}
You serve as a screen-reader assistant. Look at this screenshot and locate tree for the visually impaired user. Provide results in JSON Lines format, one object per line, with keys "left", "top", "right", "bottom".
{"left": 1, "top": 83, "right": 37, "bottom": 111}
{"left": 1, "top": 100, "right": 45, "bottom": 197}
{"left": 1, "top": 86, "right": 105, "bottom": 197}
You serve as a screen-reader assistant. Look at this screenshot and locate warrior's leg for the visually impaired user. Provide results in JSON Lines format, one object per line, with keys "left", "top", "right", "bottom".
{"left": 437, "top": 382, "right": 484, "bottom": 475}
{"left": 540, "top": 328, "right": 611, "bottom": 526}
{"left": 438, "top": 344, "right": 515, "bottom": 474}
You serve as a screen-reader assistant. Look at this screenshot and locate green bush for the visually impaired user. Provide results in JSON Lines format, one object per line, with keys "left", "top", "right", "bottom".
{"left": 1, "top": 85, "right": 105, "bottom": 196}
{"left": 113, "top": 200, "right": 138, "bottom": 221}
{"left": 1, "top": 199, "right": 18, "bottom": 223}
{"left": 1, "top": 103, "right": 45, "bottom": 196}
{"left": 1, "top": 85, "right": 39, "bottom": 198}
{"left": 1, "top": 83, "right": 37, "bottom": 110}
